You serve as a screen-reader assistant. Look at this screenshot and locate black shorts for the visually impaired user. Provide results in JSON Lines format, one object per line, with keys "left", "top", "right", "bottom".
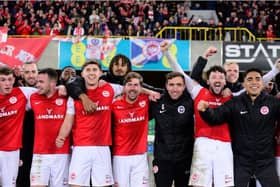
{"left": 234, "top": 160, "right": 279, "bottom": 187}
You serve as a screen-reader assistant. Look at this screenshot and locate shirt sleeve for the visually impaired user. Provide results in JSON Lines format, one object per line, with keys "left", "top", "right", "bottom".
{"left": 19, "top": 87, "right": 37, "bottom": 110}
{"left": 66, "top": 97, "right": 75, "bottom": 115}
{"left": 110, "top": 83, "right": 123, "bottom": 97}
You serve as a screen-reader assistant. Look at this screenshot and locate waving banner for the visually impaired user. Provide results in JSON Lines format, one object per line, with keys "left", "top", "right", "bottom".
{"left": 0, "top": 37, "right": 51, "bottom": 67}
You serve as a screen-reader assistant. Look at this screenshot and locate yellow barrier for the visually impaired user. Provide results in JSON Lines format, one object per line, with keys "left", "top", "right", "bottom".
{"left": 155, "top": 26, "right": 258, "bottom": 41}
{"left": 155, "top": 26, "right": 280, "bottom": 42}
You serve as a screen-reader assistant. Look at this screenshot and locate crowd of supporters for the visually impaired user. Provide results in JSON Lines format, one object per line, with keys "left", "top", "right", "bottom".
{"left": 0, "top": 0, "right": 279, "bottom": 39}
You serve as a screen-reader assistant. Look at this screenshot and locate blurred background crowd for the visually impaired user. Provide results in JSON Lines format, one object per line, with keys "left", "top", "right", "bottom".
{"left": 0, "top": 0, "right": 279, "bottom": 40}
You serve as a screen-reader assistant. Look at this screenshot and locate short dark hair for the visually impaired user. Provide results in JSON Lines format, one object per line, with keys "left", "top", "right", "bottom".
{"left": 123, "top": 72, "right": 143, "bottom": 86}
{"left": 0, "top": 66, "right": 13, "bottom": 76}
{"left": 38, "top": 68, "right": 58, "bottom": 82}
{"left": 243, "top": 68, "right": 263, "bottom": 78}
{"left": 206, "top": 65, "right": 226, "bottom": 79}
{"left": 165, "top": 71, "right": 185, "bottom": 84}
{"left": 81, "top": 60, "right": 102, "bottom": 72}
{"left": 24, "top": 61, "right": 36, "bottom": 65}
{"left": 62, "top": 66, "right": 75, "bottom": 71}
{"left": 23, "top": 61, "right": 38, "bottom": 69}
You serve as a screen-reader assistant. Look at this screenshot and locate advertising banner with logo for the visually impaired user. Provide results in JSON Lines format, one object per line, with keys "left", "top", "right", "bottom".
{"left": 0, "top": 37, "right": 51, "bottom": 67}
{"left": 223, "top": 42, "right": 280, "bottom": 71}
{"left": 59, "top": 38, "right": 190, "bottom": 71}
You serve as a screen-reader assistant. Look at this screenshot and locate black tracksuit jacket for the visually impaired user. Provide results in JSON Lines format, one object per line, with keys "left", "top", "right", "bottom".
{"left": 200, "top": 92, "right": 280, "bottom": 186}
{"left": 150, "top": 90, "right": 194, "bottom": 164}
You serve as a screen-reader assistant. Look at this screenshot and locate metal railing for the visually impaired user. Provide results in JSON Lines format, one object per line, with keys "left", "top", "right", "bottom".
{"left": 155, "top": 26, "right": 259, "bottom": 41}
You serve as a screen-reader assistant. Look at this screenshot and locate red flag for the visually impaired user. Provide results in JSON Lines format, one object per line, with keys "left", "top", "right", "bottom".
{"left": 0, "top": 37, "right": 51, "bottom": 67}
{"left": 0, "top": 27, "right": 8, "bottom": 43}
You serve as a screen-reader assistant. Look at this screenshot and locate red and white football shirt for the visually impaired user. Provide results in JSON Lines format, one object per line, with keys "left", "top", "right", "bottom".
{"left": 112, "top": 94, "right": 149, "bottom": 155}
{"left": 71, "top": 83, "right": 122, "bottom": 146}
{"left": 30, "top": 91, "right": 70, "bottom": 154}
{"left": 0, "top": 87, "right": 35, "bottom": 151}
{"left": 194, "top": 88, "right": 232, "bottom": 142}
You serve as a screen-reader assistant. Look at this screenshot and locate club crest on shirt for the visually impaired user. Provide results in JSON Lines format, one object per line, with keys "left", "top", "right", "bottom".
{"left": 102, "top": 90, "right": 110, "bottom": 97}
{"left": 139, "top": 100, "right": 146, "bottom": 107}
{"left": 55, "top": 98, "right": 64, "bottom": 106}
{"left": 260, "top": 106, "right": 269, "bottom": 115}
{"left": 105, "top": 175, "right": 112, "bottom": 184}
{"left": 70, "top": 172, "right": 76, "bottom": 180}
{"left": 177, "top": 105, "right": 185, "bottom": 114}
{"left": 9, "top": 96, "right": 17, "bottom": 104}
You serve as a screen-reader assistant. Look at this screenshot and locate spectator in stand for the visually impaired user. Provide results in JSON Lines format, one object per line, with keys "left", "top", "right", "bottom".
{"left": 72, "top": 20, "right": 85, "bottom": 42}
{"left": 50, "top": 22, "right": 61, "bottom": 36}
{"left": 207, "top": 19, "right": 216, "bottom": 40}
{"left": 31, "top": 21, "right": 43, "bottom": 35}
{"left": 17, "top": 19, "right": 32, "bottom": 35}
{"left": 89, "top": 9, "right": 100, "bottom": 25}
{"left": 113, "top": 23, "right": 126, "bottom": 36}
{"left": 43, "top": 22, "right": 51, "bottom": 35}
{"left": 255, "top": 22, "right": 266, "bottom": 38}
{"left": 64, "top": 18, "right": 75, "bottom": 36}
{"left": 136, "top": 24, "right": 145, "bottom": 37}
{"left": 103, "top": 25, "right": 112, "bottom": 38}
{"left": 266, "top": 24, "right": 276, "bottom": 41}
{"left": 87, "top": 22, "right": 100, "bottom": 36}
{"left": 152, "top": 21, "right": 162, "bottom": 36}
{"left": 126, "top": 24, "right": 135, "bottom": 36}
{"left": 3, "top": 0, "right": 280, "bottom": 39}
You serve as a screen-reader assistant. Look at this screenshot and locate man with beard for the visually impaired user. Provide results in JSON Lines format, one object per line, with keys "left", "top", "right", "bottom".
{"left": 17, "top": 61, "right": 38, "bottom": 187}
{"left": 161, "top": 42, "right": 234, "bottom": 187}
{"left": 22, "top": 62, "right": 38, "bottom": 87}
{"left": 111, "top": 72, "right": 150, "bottom": 187}
{"left": 190, "top": 52, "right": 243, "bottom": 92}
{"left": 188, "top": 66, "right": 234, "bottom": 187}
{"left": 29, "top": 68, "right": 71, "bottom": 187}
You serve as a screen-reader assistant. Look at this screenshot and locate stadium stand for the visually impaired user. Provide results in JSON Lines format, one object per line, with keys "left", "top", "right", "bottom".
{"left": 0, "top": 0, "right": 280, "bottom": 41}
